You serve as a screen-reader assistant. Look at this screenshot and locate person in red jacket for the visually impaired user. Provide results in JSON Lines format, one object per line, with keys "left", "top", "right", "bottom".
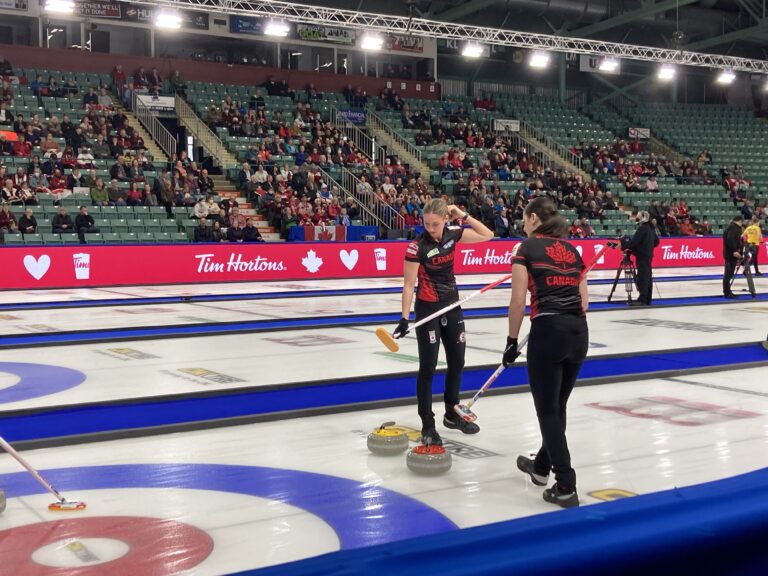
{"left": 0, "top": 201, "right": 18, "bottom": 233}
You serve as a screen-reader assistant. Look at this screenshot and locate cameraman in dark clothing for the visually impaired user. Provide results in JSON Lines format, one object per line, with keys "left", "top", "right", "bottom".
{"left": 625, "top": 210, "right": 659, "bottom": 306}
{"left": 723, "top": 215, "right": 744, "bottom": 299}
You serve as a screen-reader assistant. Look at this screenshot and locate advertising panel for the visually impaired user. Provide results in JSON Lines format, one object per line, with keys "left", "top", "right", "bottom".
{"left": 0, "top": 237, "right": 731, "bottom": 290}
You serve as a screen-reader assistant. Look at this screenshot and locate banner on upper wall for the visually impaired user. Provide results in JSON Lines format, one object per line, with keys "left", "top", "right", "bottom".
{"left": 579, "top": 54, "right": 621, "bottom": 75}
{"left": 387, "top": 35, "right": 423, "bottom": 53}
{"left": 0, "top": 237, "right": 739, "bottom": 290}
{"left": 296, "top": 23, "right": 355, "bottom": 45}
{"left": 337, "top": 108, "right": 366, "bottom": 125}
{"left": 437, "top": 39, "right": 500, "bottom": 57}
{"left": 0, "top": 0, "right": 28, "bottom": 11}
{"left": 229, "top": 15, "right": 265, "bottom": 36}
{"left": 75, "top": 0, "right": 122, "bottom": 19}
{"left": 122, "top": 4, "right": 210, "bottom": 30}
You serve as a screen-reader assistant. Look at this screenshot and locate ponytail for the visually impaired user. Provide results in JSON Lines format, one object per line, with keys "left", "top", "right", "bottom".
{"left": 524, "top": 196, "right": 568, "bottom": 238}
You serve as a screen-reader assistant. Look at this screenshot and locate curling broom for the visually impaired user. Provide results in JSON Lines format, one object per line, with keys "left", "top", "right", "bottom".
{"left": 0, "top": 435, "right": 86, "bottom": 511}
{"left": 453, "top": 241, "right": 618, "bottom": 422}
{"left": 375, "top": 272, "right": 513, "bottom": 352}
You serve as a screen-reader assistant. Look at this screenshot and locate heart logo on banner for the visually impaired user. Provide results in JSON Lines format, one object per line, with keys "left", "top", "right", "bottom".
{"left": 339, "top": 249, "right": 359, "bottom": 271}
{"left": 23, "top": 255, "right": 51, "bottom": 280}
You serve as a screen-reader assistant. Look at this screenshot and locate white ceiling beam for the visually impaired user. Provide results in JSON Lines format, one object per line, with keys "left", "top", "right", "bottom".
{"left": 132, "top": 0, "right": 768, "bottom": 73}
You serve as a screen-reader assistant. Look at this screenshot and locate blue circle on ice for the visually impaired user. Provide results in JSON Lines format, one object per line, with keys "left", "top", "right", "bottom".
{"left": 0, "top": 463, "right": 458, "bottom": 548}
{"left": 0, "top": 362, "right": 86, "bottom": 404}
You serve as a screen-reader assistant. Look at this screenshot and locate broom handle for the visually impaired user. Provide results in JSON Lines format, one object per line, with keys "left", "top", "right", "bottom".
{"left": 0, "top": 436, "right": 65, "bottom": 502}
{"left": 398, "top": 273, "right": 513, "bottom": 338}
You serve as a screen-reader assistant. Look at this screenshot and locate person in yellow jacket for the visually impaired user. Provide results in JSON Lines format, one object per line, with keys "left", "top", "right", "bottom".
{"left": 742, "top": 216, "right": 763, "bottom": 276}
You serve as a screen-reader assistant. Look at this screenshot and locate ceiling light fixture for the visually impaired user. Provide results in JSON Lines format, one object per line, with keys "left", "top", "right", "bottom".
{"left": 265, "top": 20, "right": 290, "bottom": 37}
{"left": 45, "top": 0, "right": 74, "bottom": 13}
{"left": 658, "top": 64, "right": 676, "bottom": 81}
{"left": 155, "top": 11, "right": 182, "bottom": 30}
{"left": 599, "top": 58, "right": 619, "bottom": 72}
{"left": 361, "top": 33, "right": 384, "bottom": 51}
{"left": 529, "top": 51, "right": 551, "bottom": 69}
{"left": 462, "top": 43, "right": 483, "bottom": 58}
{"left": 716, "top": 69, "right": 735, "bottom": 84}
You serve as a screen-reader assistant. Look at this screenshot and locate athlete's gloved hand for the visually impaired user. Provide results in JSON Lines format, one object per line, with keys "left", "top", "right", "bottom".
{"left": 393, "top": 318, "right": 410, "bottom": 339}
{"left": 502, "top": 337, "right": 520, "bottom": 367}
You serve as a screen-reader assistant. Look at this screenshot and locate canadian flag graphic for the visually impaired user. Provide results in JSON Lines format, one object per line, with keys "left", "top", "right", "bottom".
{"left": 304, "top": 225, "right": 347, "bottom": 241}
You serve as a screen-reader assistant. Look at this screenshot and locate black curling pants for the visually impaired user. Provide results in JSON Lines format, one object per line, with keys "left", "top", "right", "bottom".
{"left": 527, "top": 314, "right": 588, "bottom": 491}
{"left": 414, "top": 300, "right": 466, "bottom": 429}
{"left": 634, "top": 257, "right": 653, "bottom": 305}
{"left": 747, "top": 245, "right": 760, "bottom": 274}
{"left": 723, "top": 257, "right": 738, "bottom": 295}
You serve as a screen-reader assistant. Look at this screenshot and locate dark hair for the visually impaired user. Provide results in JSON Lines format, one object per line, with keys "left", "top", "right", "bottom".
{"left": 524, "top": 197, "right": 568, "bottom": 238}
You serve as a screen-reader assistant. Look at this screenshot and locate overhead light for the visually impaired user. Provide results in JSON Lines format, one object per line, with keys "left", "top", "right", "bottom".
{"left": 45, "top": 0, "right": 74, "bottom": 13}
{"left": 361, "top": 33, "right": 384, "bottom": 51}
{"left": 716, "top": 69, "right": 735, "bottom": 84}
{"left": 598, "top": 58, "right": 619, "bottom": 72}
{"left": 265, "top": 20, "right": 290, "bottom": 37}
{"left": 529, "top": 51, "right": 551, "bottom": 69}
{"left": 290, "top": 52, "right": 303, "bottom": 56}
{"left": 658, "top": 64, "right": 676, "bottom": 81}
{"left": 155, "top": 10, "right": 182, "bottom": 29}
{"left": 462, "top": 43, "right": 483, "bottom": 58}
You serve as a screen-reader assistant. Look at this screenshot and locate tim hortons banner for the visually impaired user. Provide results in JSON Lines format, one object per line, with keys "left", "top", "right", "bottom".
{"left": 0, "top": 237, "right": 732, "bottom": 289}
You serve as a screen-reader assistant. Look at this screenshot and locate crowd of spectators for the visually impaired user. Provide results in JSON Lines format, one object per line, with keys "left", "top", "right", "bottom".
{"left": 7, "top": 54, "right": 765, "bottom": 244}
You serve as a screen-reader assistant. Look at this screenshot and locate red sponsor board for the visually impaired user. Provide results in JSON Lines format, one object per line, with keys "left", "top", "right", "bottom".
{"left": 0, "top": 238, "right": 733, "bottom": 290}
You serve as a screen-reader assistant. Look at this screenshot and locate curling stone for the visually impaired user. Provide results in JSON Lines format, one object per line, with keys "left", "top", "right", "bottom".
{"left": 0, "top": 488, "right": 5, "bottom": 515}
{"left": 367, "top": 421, "right": 409, "bottom": 456}
{"left": 406, "top": 443, "right": 452, "bottom": 475}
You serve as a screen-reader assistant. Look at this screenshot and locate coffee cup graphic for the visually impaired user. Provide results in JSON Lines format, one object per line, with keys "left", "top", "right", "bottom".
{"left": 374, "top": 248, "right": 387, "bottom": 271}
{"left": 73, "top": 253, "right": 91, "bottom": 280}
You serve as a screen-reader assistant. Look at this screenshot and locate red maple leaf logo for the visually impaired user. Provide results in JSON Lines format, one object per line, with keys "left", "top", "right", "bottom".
{"left": 318, "top": 229, "right": 334, "bottom": 241}
{"left": 545, "top": 241, "right": 577, "bottom": 267}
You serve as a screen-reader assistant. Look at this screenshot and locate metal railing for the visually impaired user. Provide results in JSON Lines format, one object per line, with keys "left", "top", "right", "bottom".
{"left": 366, "top": 110, "right": 424, "bottom": 165}
{"left": 316, "top": 168, "right": 389, "bottom": 229}
{"left": 337, "top": 167, "right": 405, "bottom": 230}
{"left": 330, "top": 107, "right": 385, "bottom": 166}
{"left": 518, "top": 119, "right": 583, "bottom": 171}
{"left": 132, "top": 92, "right": 177, "bottom": 159}
{"left": 175, "top": 95, "right": 234, "bottom": 168}
{"left": 503, "top": 130, "right": 560, "bottom": 173}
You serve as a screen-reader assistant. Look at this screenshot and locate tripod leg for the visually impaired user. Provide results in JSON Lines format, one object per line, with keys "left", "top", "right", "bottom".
{"left": 608, "top": 261, "right": 625, "bottom": 302}
{"left": 730, "top": 263, "right": 741, "bottom": 289}
{"left": 625, "top": 262, "right": 636, "bottom": 304}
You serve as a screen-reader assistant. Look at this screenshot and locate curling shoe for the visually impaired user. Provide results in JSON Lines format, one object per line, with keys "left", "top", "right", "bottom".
{"left": 420, "top": 427, "right": 443, "bottom": 447}
{"left": 543, "top": 484, "right": 580, "bottom": 509}
{"left": 443, "top": 414, "right": 480, "bottom": 434}
{"left": 516, "top": 455, "right": 549, "bottom": 486}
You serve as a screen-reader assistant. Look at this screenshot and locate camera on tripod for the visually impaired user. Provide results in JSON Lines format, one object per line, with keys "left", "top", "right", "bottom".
{"left": 607, "top": 239, "right": 637, "bottom": 304}
{"left": 618, "top": 235, "right": 632, "bottom": 253}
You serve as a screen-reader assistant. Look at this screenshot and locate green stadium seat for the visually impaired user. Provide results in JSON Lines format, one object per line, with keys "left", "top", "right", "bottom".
{"left": 42, "top": 233, "right": 63, "bottom": 244}
{"left": 3, "top": 233, "right": 24, "bottom": 245}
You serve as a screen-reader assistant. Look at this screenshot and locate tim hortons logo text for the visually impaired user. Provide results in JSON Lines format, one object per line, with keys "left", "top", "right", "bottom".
{"left": 460, "top": 248, "right": 514, "bottom": 267}
{"left": 195, "top": 253, "right": 286, "bottom": 273}
{"left": 660, "top": 245, "right": 715, "bottom": 261}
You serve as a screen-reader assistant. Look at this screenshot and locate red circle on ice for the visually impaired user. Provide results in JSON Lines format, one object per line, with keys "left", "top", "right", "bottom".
{"left": 0, "top": 516, "right": 213, "bottom": 575}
